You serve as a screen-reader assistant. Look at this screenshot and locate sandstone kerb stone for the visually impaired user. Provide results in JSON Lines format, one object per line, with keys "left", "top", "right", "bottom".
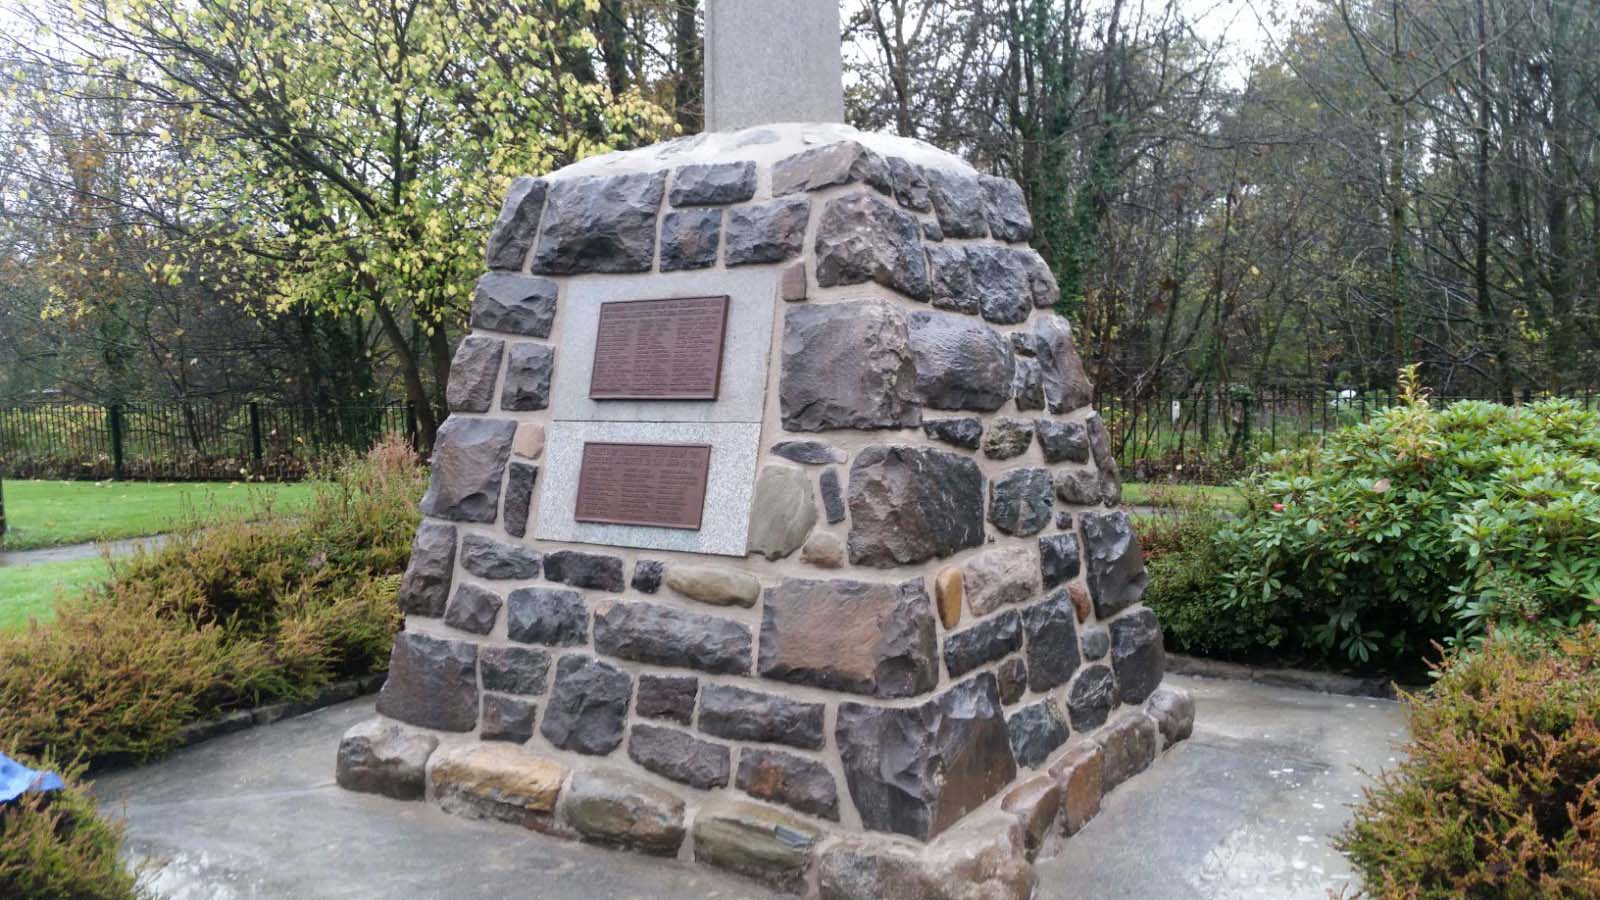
{"left": 420, "top": 417, "right": 514, "bottom": 524}
{"left": 960, "top": 544, "right": 1042, "bottom": 616}
{"left": 835, "top": 672, "right": 1017, "bottom": 840}
{"left": 540, "top": 655, "right": 631, "bottom": 755}
{"left": 1109, "top": 607, "right": 1165, "bottom": 704}
{"left": 592, "top": 600, "right": 753, "bottom": 675}
{"left": 560, "top": 767, "right": 686, "bottom": 856}
{"left": 988, "top": 467, "right": 1053, "bottom": 536}
{"left": 773, "top": 141, "right": 893, "bottom": 196}
{"left": 398, "top": 522, "right": 456, "bottom": 617}
{"left": 847, "top": 445, "right": 984, "bottom": 567}
{"left": 1022, "top": 588, "right": 1081, "bottom": 692}
{"left": 814, "top": 192, "right": 931, "bottom": 301}
{"left": 499, "top": 342, "right": 554, "bottom": 412}
{"left": 480, "top": 645, "right": 549, "bottom": 695}
{"left": 922, "top": 417, "right": 982, "bottom": 450}
{"left": 443, "top": 583, "right": 502, "bottom": 635}
{"left": 484, "top": 176, "right": 546, "bottom": 270}
{"left": 472, "top": 273, "right": 558, "bottom": 338}
{"left": 982, "top": 418, "right": 1034, "bottom": 460}
{"left": 907, "top": 310, "right": 1015, "bottom": 412}
{"left": 699, "top": 684, "right": 825, "bottom": 750}
{"left": 780, "top": 300, "right": 919, "bottom": 432}
{"left": 460, "top": 533, "right": 541, "bottom": 580}
{"left": 336, "top": 718, "right": 438, "bottom": 801}
{"left": 430, "top": 743, "right": 566, "bottom": 826}
{"left": 375, "top": 632, "right": 479, "bottom": 732}
{"left": 1001, "top": 774, "right": 1062, "bottom": 858}
{"left": 1145, "top": 684, "right": 1196, "bottom": 748}
{"left": 1081, "top": 511, "right": 1150, "bottom": 618}
{"left": 693, "top": 800, "right": 822, "bottom": 890}
{"left": 480, "top": 693, "right": 536, "bottom": 743}
{"left": 759, "top": 576, "right": 938, "bottom": 699}
{"left": 942, "top": 610, "right": 1023, "bottom": 678}
{"left": 658, "top": 208, "right": 722, "bottom": 271}
{"left": 726, "top": 197, "right": 810, "bottom": 266}
{"left": 543, "top": 550, "right": 625, "bottom": 592}
{"left": 736, "top": 748, "right": 841, "bottom": 820}
{"left": 980, "top": 175, "right": 1033, "bottom": 243}
{"left": 1099, "top": 711, "right": 1159, "bottom": 791}
{"left": 445, "top": 336, "right": 504, "bottom": 414}
{"left": 1007, "top": 698, "right": 1069, "bottom": 768}
{"left": 1066, "top": 664, "right": 1118, "bottom": 732}
{"left": 506, "top": 587, "right": 588, "bottom": 646}
{"left": 532, "top": 171, "right": 664, "bottom": 274}
{"left": 747, "top": 464, "right": 817, "bottom": 560}
{"left": 628, "top": 724, "right": 730, "bottom": 790}
{"left": 669, "top": 160, "right": 757, "bottom": 205}
{"left": 635, "top": 673, "right": 697, "bottom": 725}
{"left": 1047, "top": 743, "right": 1104, "bottom": 835}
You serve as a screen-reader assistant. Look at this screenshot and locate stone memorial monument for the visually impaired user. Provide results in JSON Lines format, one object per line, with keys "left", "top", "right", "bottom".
{"left": 336, "top": 1, "right": 1192, "bottom": 895}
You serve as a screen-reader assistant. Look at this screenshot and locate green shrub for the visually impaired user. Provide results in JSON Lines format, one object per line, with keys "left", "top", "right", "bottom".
{"left": 0, "top": 437, "right": 420, "bottom": 765}
{"left": 1139, "top": 506, "right": 1283, "bottom": 659}
{"left": 0, "top": 757, "right": 142, "bottom": 900}
{"left": 1217, "top": 369, "right": 1600, "bottom": 669}
{"left": 1338, "top": 628, "right": 1600, "bottom": 898}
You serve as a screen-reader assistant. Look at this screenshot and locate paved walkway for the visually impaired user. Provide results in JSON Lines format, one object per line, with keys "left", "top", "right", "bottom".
{"left": 92, "top": 674, "right": 1407, "bottom": 899}
{"left": 0, "top": 534, "right": 169, "bottom": 568}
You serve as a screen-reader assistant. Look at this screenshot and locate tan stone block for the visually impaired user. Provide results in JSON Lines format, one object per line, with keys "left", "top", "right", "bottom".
{"left": 512, "top": 421, "right": 545, "bottom": 459}
{"left": 959, "top": 545, "right": 1041, "bottom": 616}
{"left": 935, "top": 565, "right": 963, "bottom": 629}
{"left": 1001, "top": 774, "right": 1061, "bottom": 859}
{"left": 430, "top": 743, "right": 565, "bottom": 824}
{"left": 663, "top": 563, "right": 761, "bottom": 607}
{"left": 801, "top": 531, "right": 845, "bottom": 568}
{"left": 1047, "top": 742, "right": 1103, "bottom": 836}
{"left": 692, "top": 800, "right": 821, "bottom": 889}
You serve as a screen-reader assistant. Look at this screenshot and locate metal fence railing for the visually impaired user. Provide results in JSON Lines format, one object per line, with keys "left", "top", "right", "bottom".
{"left": 0, "top": 400, "right": 414, "bottom": 481}
{"left": 1098, "top": 387, "right": 1600, "bottom": 481}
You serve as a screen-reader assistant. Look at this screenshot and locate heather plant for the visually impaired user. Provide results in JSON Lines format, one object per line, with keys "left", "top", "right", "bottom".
{"left": 1339, "top": 628, "right": 1600, "bottom": 897}
{"left": 0, "top": 756, "right": 142, "bottom": 900}
{"left": 0, "top": 436, "right": 421, "bottom": 765}
{"left": 1216, "top": 367, "right": 1600, "bottom": 669}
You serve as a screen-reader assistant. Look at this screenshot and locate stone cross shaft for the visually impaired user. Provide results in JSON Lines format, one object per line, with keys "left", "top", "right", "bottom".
{"left": 704, "top": 0, "right": 846, "bottom": 131}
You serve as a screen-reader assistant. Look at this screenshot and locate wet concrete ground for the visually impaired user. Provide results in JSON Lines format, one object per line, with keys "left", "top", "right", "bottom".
{"left": 92, "top": 674, "right": 1407, "bottom": 899}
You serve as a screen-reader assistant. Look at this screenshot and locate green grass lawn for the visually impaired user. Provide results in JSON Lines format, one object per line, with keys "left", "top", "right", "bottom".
{"left": 1123, "top": 482, "right": 1245, "bottom": 513}
{"left": 0, "top": 557, "right": 111, "bottom": 631}
{"left": 0, "top": 480, "right": 317, "bottom": 551}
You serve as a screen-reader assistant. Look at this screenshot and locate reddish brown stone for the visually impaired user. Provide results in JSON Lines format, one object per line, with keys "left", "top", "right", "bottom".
{"left": 1048, "top": 743, "right": 1104, "bottom": 836}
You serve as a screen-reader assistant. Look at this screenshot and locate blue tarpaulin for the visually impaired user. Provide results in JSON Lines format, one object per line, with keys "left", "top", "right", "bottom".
{"left": 0, "top": 752, "right": 65, "bottom": 804}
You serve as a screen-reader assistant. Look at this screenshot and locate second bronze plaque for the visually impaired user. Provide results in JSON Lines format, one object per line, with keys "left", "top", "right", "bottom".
{"left": 589, "top": 295, "right": 730, "bottom": 400}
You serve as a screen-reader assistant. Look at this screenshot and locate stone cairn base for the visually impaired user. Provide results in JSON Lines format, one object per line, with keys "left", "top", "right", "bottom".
{"left": 336, "top": 123, "right": 1194, "bottom": 899}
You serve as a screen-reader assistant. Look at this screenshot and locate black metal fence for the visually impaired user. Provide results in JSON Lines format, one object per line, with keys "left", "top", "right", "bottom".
{"left": 0, "top": 400, "right": 413, "bottom": 481}
{"left": 1099, "top": 386, "right": 1600, "bottom": 481}
{"left": 3, "top": 389, "right": 1597, "bottom": 484}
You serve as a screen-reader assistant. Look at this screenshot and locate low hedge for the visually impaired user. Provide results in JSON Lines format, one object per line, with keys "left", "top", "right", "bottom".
{"left": 0, "top": 436, "right": 421, "bottom": 766}
{"left": 0, "top": 757, "right": 142, "bottom": 900}
{"left": 1339, "top": 628, "right": 1600, "bottom": 897}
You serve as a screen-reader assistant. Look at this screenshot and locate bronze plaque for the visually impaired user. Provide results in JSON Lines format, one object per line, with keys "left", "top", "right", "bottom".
{"left": 574, "top": 442, "right": 713, "bottom": 530}
{"left": 589, "top": 295, "right": 730, "bottom": 400}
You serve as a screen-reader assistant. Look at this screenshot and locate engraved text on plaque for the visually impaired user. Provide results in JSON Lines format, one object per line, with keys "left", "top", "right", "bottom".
{"left": 589, "top": 296, "right": 730, "bottom": 400}
{"left": 574, "top": 442, "right": 713, "bottom": 530}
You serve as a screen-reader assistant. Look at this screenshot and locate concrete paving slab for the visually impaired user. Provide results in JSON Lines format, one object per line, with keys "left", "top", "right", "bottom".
{"left": 92, "top": 673, "right": 1406, "bottom": 899}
